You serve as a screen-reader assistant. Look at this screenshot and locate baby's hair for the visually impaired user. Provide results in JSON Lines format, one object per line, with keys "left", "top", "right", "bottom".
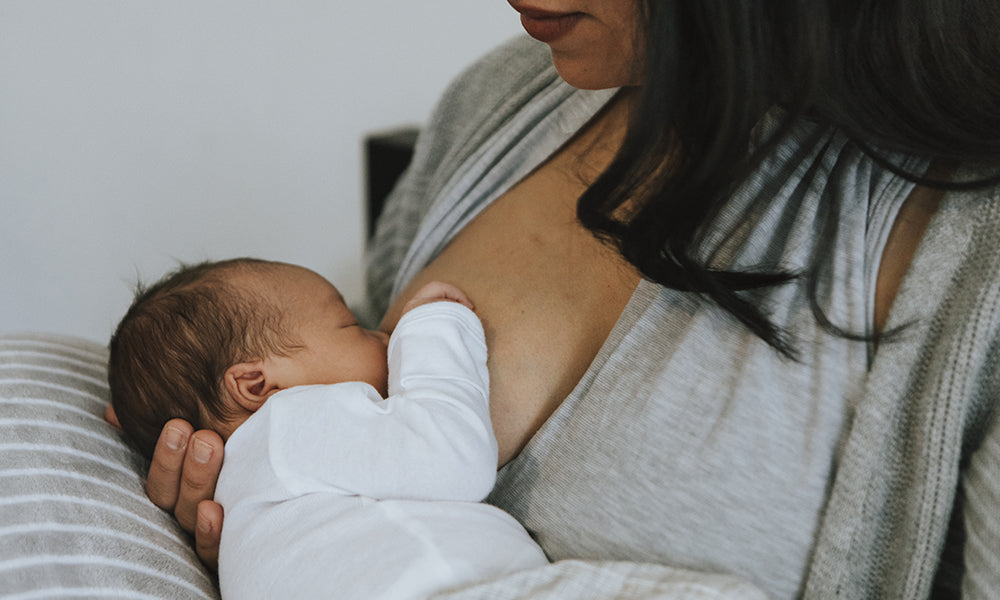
{"left": 108, "top": 258, "right": 297, "bottom": 460}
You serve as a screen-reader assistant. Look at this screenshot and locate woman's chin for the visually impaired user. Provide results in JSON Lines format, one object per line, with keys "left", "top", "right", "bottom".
{"left": 550, "top": 53, "right": 639, "bottom": 91}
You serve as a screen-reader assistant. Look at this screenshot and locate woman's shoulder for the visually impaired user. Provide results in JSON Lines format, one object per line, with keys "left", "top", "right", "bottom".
{"left": 926, "top": 169, "right": 1000, "bottom": 261}
{"left": 888, "top": 172, "right": 1000, "bottom": 413}
{"left": 420, "top": 35, "right": 559, "bottom": 153}
{"left": 436, "top": 35, "right": 556, "bottom": 114}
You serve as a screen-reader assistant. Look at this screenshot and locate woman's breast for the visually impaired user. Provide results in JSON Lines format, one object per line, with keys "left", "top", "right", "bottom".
{"left": 379, "top": 171, "right": 640, "bottom": 466}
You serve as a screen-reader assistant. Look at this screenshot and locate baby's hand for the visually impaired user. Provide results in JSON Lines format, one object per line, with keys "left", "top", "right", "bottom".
{"left": 402, "top": 281, "right": 474, "bottom": 315}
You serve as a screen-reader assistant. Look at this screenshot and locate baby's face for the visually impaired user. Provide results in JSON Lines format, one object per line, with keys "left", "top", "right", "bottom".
{"left": 244, "top": 263, "right": 391, "bottom": 396}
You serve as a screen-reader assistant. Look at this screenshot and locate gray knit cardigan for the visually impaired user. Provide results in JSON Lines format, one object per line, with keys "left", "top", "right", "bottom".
{"left": 366, "top": 35, "right": 1000, "bottom": 599}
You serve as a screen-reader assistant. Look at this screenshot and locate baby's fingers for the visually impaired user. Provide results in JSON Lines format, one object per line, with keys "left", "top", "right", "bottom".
{"left": 404, "top": 281, "right": 474, "bottom": 313}
{"left": 433, "top": 282, "right": 474, "bottom": 309}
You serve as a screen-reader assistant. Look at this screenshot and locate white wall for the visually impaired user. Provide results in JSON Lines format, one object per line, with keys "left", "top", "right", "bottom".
{"left": 0, "top": 1, "right": 524, "bottom": 344}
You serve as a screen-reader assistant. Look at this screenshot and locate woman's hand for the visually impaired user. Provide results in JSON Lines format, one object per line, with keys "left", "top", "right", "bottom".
{"left": 104, "top": 405, "right": 225, "bottom": 569}
{"left": 146, "top": 419, "right": 226, "bottom": 571}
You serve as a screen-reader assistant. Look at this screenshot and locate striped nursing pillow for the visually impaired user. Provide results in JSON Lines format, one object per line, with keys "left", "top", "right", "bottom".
{"left": 0, "top": 333, "right": 219, "bottom": 599}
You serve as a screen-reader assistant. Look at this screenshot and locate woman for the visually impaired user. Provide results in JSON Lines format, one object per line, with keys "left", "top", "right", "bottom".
{"left": 135, "top": 1, "right": 1000, "bottom": 597}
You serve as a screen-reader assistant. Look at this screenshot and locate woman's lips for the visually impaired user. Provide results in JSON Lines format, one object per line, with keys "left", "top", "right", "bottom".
{"left": 514, "top": 7, "right": 584, "bottom": 44}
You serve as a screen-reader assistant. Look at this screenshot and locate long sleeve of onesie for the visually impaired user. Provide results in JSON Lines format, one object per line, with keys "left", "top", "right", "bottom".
{"left": 222, "top": 301, "right": 496, "bottom": 506}
{"left": 216, "top": 302, "right": 546, "bottom": 600}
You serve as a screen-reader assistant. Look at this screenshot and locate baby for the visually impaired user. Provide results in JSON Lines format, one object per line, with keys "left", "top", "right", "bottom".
{"left": 107, "top": 258, "right": 547, "bottom": 599}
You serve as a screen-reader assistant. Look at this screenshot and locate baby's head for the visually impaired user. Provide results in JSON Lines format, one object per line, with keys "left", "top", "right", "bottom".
{"left": 108, "top": 258, "right": 390, "bottom": 459}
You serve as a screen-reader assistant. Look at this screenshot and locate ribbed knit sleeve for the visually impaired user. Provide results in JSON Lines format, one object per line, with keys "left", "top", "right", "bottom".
{"left": 963, "top": 404, "right": 1000, "bottom": 597}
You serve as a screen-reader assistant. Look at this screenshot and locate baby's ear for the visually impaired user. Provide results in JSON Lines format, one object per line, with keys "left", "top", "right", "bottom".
{"left": 223, "top": 361, "right": 276, "bottom": 413}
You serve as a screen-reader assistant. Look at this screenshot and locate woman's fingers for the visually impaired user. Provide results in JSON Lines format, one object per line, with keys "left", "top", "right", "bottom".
{"left": 103, "top": 404, "right": 121, "bottom": 429}
{"left": 195, "top": 499, "right": 224, "bottom": 571}
{"left": 146, "top": 421, "right": 225, "bottom": 569}
{"left": 146, "top": 419, "right": 195, "bottom": 513}
{"left": 145, "top": 421, "right": 224, "bottom": 534}
{"left": 174, "top": 429, "right": 225, "bottom": 533}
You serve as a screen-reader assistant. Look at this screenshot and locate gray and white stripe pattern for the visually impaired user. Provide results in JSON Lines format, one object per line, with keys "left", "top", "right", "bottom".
{"left": 0, "top": 333, "right": 218, "bottom": 599}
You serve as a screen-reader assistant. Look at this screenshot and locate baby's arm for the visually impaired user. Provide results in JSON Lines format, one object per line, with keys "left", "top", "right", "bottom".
{"left": 266, "top": 288, "right": 496, "bottom": 502}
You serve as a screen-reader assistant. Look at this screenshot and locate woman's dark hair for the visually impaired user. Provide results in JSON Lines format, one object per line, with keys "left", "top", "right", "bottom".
{"left": 577, "top": 0, "right": 1000, "bottom": 357}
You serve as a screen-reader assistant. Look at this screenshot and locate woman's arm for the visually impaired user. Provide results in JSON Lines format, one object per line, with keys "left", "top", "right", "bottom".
{"left": 961, "top": 398, "right": 1000, "bottom": 595}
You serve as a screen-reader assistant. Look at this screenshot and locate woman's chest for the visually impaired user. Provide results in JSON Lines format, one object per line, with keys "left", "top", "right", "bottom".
{"left": 384, "top": 163, "right": 640, "bottom": 465}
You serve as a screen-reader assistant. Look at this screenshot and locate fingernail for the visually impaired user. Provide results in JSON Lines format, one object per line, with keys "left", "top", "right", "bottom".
{"left": 164, "top": 427, "right": 185, "bottom": 451}
{"left": 192, "top": 438, "right": 214, "bottom": 464}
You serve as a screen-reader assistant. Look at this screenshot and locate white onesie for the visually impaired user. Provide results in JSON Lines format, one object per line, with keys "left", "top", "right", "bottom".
{"left": 215, "top": 302, "right": 547, "bottom": 599}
